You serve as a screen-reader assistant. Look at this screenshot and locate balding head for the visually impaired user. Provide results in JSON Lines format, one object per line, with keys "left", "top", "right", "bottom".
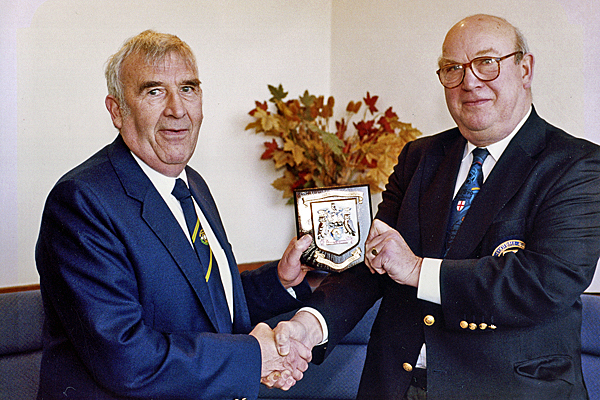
{"left": 438, "top": 14, "right": 534, "bottom": 146}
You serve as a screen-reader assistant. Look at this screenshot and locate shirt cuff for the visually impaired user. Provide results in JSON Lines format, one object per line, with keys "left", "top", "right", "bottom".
{"left": 417, "top": 258, "right": 442, "bottom": 304}
{"left": 297, "top": 307, "right": 329, "bottom": 345}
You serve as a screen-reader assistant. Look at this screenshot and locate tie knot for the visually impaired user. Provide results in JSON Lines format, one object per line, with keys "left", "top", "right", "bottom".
{"left": 472, "top": 147, "right": 489, "bottom": 165}
{"left": 172, "top": 178, "right": 192, "bottom": 201}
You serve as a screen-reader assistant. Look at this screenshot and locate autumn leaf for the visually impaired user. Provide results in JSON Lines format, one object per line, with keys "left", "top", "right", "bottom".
{"left": 272, "top": 170, "right": 297, "bottom": 199}
{"left": 268, "top": 84, "right": 288, "bottom": 102}
{"left": 308, "top": 124, "right": 344, "bottom": 156}
{"left": 300, "top": 90, "right": 316, "bottom": 108}
{"left": 261, "top": 139, "right": 279, "bottom": 159}
{"left": 364, "top": 92, "right": 378, "bottom": 114}
{"left": 283, "top": 138, "right": 306, "bottom": 165}
{"left": 346, "top": 101, "right": 362, "bottom": 114}
{"left": 273, "top": 150, "right": 295, "bottom": 169}
{"left": 384, "top": 106, "right": 397, "bottom": 119}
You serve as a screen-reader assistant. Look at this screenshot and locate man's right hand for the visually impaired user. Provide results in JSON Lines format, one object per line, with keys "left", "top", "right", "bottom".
{"left": 250, "top": 322, "right": 312, "bottom": 390}
{"left": 273, "top": 311, "right": 323, "bottom": 359}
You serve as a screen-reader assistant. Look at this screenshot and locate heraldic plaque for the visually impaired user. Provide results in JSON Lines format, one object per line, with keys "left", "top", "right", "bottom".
{"left": 294, "top": 184, "right": 372, "bottom": 273}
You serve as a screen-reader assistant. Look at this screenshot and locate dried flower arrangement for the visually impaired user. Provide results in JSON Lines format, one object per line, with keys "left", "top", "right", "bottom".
{"left": 246, "top": 84, "right": 421, "bottom": 202}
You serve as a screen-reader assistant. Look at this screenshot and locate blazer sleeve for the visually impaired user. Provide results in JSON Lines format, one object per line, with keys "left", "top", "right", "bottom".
{"left": 36, "top": 178, "right": 262, "bottom": 399}
{"left": 241, "top": 261, "right": 311, "bottom": 325}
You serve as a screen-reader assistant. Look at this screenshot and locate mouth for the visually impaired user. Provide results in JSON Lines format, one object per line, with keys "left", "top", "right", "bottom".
{"left": 159, "top": 128, "right": 190, "bottom": 136}
{"left": 462, "top": 98, "right": 491, "bottom": 107}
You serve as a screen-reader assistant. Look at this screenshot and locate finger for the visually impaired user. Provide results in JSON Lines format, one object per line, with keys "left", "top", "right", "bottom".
{"left": 261, "top": 371, "right": 281, "bottom": 388}
{"left": 275, "top": 370, "right": 296, "bottom": 391}
{"left": 287, "top": 235, "right": 312, "bottom": 259}
{"left": 274, "top": 322, "right": 291, "bottom": 356}
{"left": 293, "top": 339, "right": 313, "bottom": 363}
{"left": 290, "top": 367, "right": 304, "bottom": 382}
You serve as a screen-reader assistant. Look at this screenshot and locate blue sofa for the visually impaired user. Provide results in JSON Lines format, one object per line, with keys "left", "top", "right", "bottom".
{"left": 0, "top": 289, "right": 598, "bottom": 400}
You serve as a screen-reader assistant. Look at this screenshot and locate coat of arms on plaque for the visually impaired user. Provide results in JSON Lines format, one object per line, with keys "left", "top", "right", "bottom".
{"left": 294, "top": 185, "right": 372, "bottom": 272}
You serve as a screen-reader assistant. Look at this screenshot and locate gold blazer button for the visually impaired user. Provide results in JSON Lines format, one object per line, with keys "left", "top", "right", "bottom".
{"left": 424, "top": 315, "right": 435, "bottom": 326}
{"left": 403, "top": 362, "right": 413, "bottom": 372}
{"left": 460, "top": 320, "right": 469, "bottom": 329}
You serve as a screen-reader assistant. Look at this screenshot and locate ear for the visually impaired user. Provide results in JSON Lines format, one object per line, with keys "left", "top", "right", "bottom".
{"left": 520, "top": 53, "right": 534, "bottom": 90}
{"left": 105, "top": 95, "right": 123, "bottom": 130}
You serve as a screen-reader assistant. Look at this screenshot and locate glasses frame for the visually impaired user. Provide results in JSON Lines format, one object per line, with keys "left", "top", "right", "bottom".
{"left": 436, "top": 51, "right": 524, "bottom": 89}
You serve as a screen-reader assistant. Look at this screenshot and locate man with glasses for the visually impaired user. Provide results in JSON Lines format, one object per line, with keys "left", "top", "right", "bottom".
{"left": 274, "top": 14, "right": 600, "bottom": 399}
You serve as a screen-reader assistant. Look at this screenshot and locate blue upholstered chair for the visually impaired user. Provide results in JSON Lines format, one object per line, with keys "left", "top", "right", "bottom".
{"left": 0, "top": 290, "right": 598, "bottom": 400}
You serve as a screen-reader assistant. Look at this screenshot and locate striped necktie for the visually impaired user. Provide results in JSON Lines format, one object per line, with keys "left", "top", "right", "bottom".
{"left": 171, "top": 178, "right": 231, "bottom": 332}
{"left": 445, "top": 148, "right": 489, "bottom": 254}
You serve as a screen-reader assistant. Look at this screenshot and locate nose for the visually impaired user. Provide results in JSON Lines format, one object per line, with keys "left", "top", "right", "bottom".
{"left": 164, "top": 92, "right": 186, "bottom": 118}
{"left": 461, "top": 65, "right": 484, "bottom": 90}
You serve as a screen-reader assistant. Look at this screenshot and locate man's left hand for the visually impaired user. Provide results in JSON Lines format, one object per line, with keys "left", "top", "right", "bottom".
{"left": 365, "top": 219, "right": 423, "bottom": 287}
{"left": 278, "top": 235, "right": 313, "bottom": 289}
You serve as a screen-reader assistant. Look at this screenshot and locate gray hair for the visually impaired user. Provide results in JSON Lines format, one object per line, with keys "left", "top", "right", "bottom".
{"left": 104, "top": 30, "right": 198, "bottom": 107}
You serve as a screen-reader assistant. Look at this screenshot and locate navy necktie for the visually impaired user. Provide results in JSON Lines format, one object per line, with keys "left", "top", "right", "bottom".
{"left": 445, "top": 148, "right": 489, "bottom": 254}
{"left": 171, "top": 178, "right": 231, "bottom": 332}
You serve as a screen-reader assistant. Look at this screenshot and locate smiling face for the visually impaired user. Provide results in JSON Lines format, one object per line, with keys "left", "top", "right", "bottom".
{"left": 440, "top": 15, "right": 534, "bottom": 146}
{"left": 105, "top": 51, "right": 203, "bottom": 177}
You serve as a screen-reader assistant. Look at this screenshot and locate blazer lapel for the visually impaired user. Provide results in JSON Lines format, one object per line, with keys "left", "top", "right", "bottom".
{"left": 187, "top": 171, "right": 248, "bottom": 332}
{"left": 445, "top": 109, "right": 546, "bottom": 259}
{"left": 420, "top": 133, "right": 466, "bottom": 258}
{"left": 108, "top": 137, "right": 222, "bottom": 332}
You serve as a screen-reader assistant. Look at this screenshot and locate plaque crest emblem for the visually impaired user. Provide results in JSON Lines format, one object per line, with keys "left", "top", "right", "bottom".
{"left": 294, "top": 185, "right": 372, "bottom": 272}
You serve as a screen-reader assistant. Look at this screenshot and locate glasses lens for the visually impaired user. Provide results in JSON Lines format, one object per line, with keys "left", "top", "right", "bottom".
{"left": 472, "top": 58, "right": 500, "bottom": 81}
{"left": 440, "top": 65, "right": 463, "bottom": 88}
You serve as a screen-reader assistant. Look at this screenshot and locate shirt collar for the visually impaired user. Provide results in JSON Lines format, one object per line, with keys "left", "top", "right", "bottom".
{"left": 464, "top": 105, "right": 532, "bottom": 162}
{"left": 130, "top": 152, "right": 188, "bottom": 195}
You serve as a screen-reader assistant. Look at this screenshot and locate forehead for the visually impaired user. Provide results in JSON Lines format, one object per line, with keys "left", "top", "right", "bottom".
{"left": 121, "top": 52, "right": 198, "bottom": 85}
{"left": 441, "top": 17, "right": 516, "bottom": 61}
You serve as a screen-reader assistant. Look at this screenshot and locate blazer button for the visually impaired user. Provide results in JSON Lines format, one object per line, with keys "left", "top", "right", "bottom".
{"left": 469, "top": 323, "right": 477, "bottom": 330}
{"left": 460, "top": 320, "right": 469, "bottom": 329}
{"left": 403, "top": 362, "right": 413, "bottom": 372}
{"left": 424, "top": 315, "right": 435, "bottom": 326}
{"left": 479, "top": 323, "right": 488, "bottom": 330}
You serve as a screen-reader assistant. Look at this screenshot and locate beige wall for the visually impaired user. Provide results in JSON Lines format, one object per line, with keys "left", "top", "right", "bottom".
{"left": 1, "top": 0, "right": 599, "bottom": 290}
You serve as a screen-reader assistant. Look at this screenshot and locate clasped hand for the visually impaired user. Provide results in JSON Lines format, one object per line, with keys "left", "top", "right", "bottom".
{"left": 253, "top": 234, "right": 317, "bottom": 390}
{"left": 250, "top": 322, "right": 312, "bottom": 390}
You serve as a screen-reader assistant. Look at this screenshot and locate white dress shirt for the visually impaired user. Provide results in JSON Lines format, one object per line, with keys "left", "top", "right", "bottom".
{"left": 131, "top": 154, "right": 234, "bottom": 322}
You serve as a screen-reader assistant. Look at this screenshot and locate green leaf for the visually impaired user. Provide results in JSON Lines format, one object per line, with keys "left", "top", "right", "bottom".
{"left": 268, "top": 84, "right": 288, "bottom": 102}
{"left": 300, "top": 90, "right": 315, "bottom": 107}
{"left": 308, "top": 124, "right": 344, "bottom": 156}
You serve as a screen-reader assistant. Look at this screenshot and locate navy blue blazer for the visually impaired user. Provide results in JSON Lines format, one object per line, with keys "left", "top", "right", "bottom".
{"left": 308, "top": 108, "right": 600, "bottom": 399}
{"left": 36, "top": 136, "right": 309, "bottom": 400}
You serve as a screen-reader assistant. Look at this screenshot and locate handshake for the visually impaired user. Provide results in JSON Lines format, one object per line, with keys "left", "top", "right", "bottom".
{"left": 250, "top": 309, "right": 324, "bottom": 390}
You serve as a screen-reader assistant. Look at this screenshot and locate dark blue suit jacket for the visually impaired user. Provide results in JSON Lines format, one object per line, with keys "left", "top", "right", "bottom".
{"left": 36, "top": 136, "right": 309, "bottom": 400}
{"left": 308, "top": 108, "right": 600, "bottom": 399}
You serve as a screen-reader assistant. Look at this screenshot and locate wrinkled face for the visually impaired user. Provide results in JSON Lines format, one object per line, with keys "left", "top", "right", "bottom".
{"left": 106, "top": 52, "right": 203, "bottom": 177}
{"left": 440, "top": 16, "right": 533, "bottom": 146}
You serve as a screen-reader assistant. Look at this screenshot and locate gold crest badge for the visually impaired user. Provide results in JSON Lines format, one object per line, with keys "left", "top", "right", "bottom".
{"left": 492, "top": 239, "right": 525, "bottom": 257}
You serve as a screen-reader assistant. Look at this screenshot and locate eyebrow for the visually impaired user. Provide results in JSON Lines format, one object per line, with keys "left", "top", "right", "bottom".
{"left": 439, "top": 48, "right": 501, "bottom": 67}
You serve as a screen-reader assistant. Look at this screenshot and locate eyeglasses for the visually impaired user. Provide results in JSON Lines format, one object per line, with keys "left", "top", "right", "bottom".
{"left": 436, "top": 51, "right": 523, "bottom": 89}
